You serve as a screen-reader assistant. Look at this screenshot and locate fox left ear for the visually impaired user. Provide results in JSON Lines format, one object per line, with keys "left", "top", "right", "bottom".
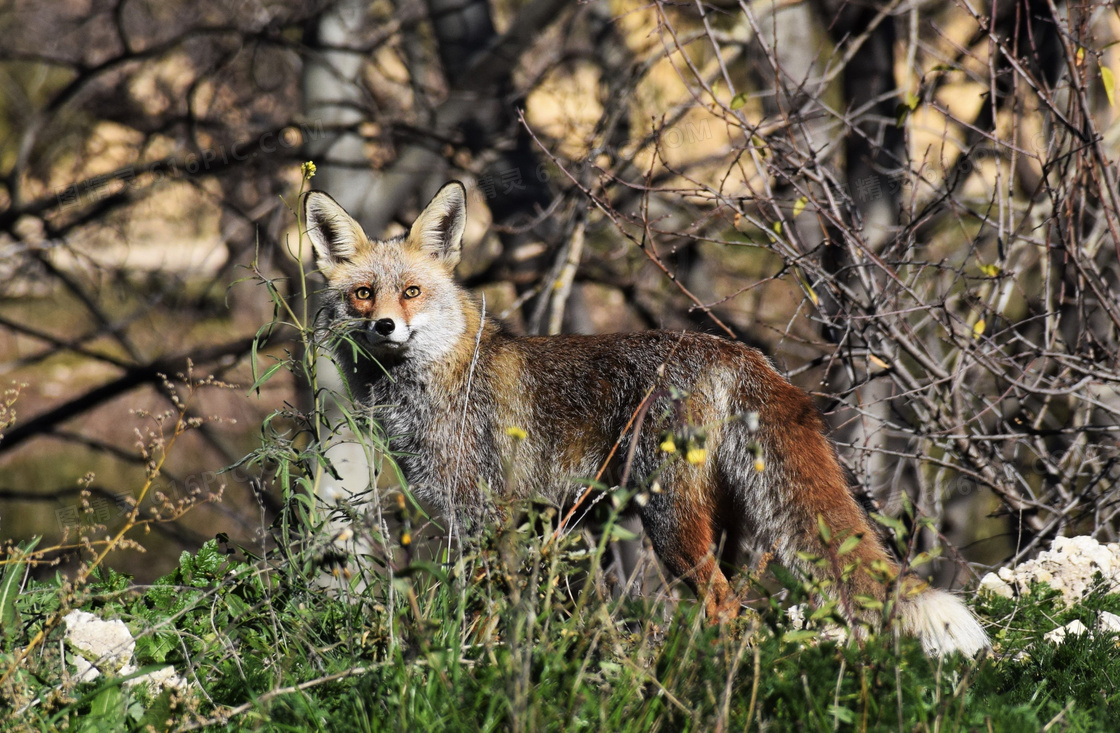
{"left": 408, "top": 181, "right": 466, "bottom": 268}
{"left": 302, "top": 191, "right": 370, "bottom": 277}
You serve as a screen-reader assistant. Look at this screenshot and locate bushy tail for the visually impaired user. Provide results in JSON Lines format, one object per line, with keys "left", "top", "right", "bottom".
{"left": 898, "top": 587, "right": 989, "bottom": 657}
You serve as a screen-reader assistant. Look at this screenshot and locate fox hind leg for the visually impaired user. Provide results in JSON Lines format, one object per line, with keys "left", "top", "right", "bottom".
{"left": 638, "top": 486, "right": 740, "bottom": 620}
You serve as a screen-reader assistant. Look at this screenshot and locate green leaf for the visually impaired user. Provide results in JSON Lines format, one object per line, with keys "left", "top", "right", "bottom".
{"left": 608, "top": 523, "right": 640, "bottom": 542}
{"left": 828, "top": 705, "right": 857, "bottom": 724}
{"left": 134, "top": 632, "right": 175, "bottom": 665}
{"left": 90, "top": 685, "right": 124, "bottom": 718}
{"left": 871, "top": 512, "right": 906, "bottom": 536}
{"left": 895, "top": 104, "right": 911, "bottom": 127}
{"left": 911, "top": 548, "right": 942, "bottom": 567}
{"left": 837, "top": 535, "right": 862, "bottom": 555}
{"left": 1102, "top": 65, "right": 1115, "bottom": 107}
{"left": 783, "top": 629, "right": 818, "bottom": 644}
{"left": 896, "top": 93, "right": 919, "bottom": 127}
{"left": 796, "top": 551, "right": 826, "bottom": 566}
{"left": 817, "top": 515, "right": 832, "bottom": 543}
{"left": 730, "top": 92, "right": 748, "bottom": 110}
{"left": 0, "top": 540, "right": 35, "bottom": 643}
{"left": 225, "top": 593, "right": 250, "bottom": 618}
{"left": 247, "top": 360, "right": 284, "bottom": 396}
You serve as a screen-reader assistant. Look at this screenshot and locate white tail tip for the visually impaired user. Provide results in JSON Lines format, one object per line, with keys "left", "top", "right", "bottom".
{"left": 901, "top": 588, "right": 990, "bottom": 658}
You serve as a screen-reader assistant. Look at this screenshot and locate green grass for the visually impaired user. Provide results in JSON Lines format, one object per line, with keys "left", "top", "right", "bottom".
{"left": 4, "top": 507, "right": 1120, "bottom": 732}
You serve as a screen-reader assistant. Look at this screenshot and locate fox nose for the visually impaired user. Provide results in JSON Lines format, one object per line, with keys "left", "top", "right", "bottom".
{"left": 373, "top": 318, "right": 396, "bottom": 336}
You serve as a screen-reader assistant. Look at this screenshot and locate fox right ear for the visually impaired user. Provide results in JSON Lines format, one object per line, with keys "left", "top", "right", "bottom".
{"left": 302, "top": 191, "right": 368, "bottom": 276}
{"left": 408, "top": 181, "right": 467, "bottom": 268}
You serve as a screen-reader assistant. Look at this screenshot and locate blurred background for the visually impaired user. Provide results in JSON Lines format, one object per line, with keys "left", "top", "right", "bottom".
{"left": 1, "top": 0, "right": 1118, "bottom": 584}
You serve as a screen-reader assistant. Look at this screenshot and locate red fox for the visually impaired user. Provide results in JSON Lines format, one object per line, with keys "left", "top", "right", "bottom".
{"left": 303, "top": 181, "right": 989, "bottom": 657}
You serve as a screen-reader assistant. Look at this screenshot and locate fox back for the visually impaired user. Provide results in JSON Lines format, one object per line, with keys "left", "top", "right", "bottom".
{"left": 303, "top": 182, "right": 990, "bottom": 658}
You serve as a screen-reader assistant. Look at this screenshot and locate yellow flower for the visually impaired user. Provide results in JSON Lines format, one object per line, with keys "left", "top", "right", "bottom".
{"left": 301, "top": 161, "right": 317, "bottom": 179}
{"left": 505, "top": 426, "right": 528, "bottom": 441}
{"left": 686, "top": 447, "right": 707, "bottom": 465}
{"left": 660, "top": 437, "right": 677, "bottom": 453}
{"left": 754, "top": 457, "right": 765, "bottom": 472}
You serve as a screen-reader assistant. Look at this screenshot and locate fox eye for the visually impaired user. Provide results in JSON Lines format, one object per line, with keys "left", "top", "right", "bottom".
{"left": 403, "top": 285, "right": 421, "bottom": 299}
{"left": 354, "top": 286, "right": 372, "bottom": 300}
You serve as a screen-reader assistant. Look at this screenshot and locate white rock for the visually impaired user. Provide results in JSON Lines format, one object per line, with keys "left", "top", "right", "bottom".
{"left": 124, "top": 665, "right": 191, "bottom": 694}
{"left": 1099, "top": 611, "right": 1120, "bottom": 634}
{"left": 64, "top": 610, "right": 136, "bottom": 682}
{"left": 1044, "top": 619, "right": 1088, "bottom": 645}
{"left": 979, "top": 572, "right": 1014, "bottom": 598}
{"left": 987, "top": 536, "right": 1120, "bottom": 606}
{"left": 63, "top": 610, "right": 192, "bottom": 694}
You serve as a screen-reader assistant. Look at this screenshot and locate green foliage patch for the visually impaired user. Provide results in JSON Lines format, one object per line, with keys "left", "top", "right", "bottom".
{"left": 4, "top": 523, "right": 1120, "bottom": 732}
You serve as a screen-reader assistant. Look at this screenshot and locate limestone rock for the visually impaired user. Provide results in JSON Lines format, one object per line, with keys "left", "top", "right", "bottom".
{"left": 1043, "top": 619, "right": 1088, "bottom": 645}
{"left": 64, "top": 610, "right": 135, "bottom": 682}
{"left": 63, "top": 609, "right": 190, "bottom": 693}
{"left": 979, "top": 536, "right": 1120, "bottom": 606}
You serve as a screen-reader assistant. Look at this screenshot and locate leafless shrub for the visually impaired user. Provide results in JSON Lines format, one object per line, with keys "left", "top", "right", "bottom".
{"left": 2, "top": 0, "right": 1117, "bottom": 579}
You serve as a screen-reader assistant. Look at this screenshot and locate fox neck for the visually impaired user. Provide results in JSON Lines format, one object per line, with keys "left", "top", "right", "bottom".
{"left": 419, "top": 293, "right": 493, "bottom": 387}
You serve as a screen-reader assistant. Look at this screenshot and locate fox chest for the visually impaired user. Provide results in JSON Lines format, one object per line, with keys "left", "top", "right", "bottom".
{"left": 370, "top": 380, "right": 504, "bottom": 510}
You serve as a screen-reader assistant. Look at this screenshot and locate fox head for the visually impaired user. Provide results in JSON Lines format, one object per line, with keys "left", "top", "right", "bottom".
{"left": 303, "top": 181, "right": 470, "bottom": 363}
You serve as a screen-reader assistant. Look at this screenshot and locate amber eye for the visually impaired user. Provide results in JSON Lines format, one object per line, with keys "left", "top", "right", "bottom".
{"left": 354, "top": 286, "right": 372, "bottom": 300}
{"left": 403, "top": 285, "right": 421, "bottom": 299}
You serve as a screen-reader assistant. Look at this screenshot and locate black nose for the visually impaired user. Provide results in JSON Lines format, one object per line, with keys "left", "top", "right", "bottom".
{"left": 373, "top": 318, "right": 396, "bottom": 336}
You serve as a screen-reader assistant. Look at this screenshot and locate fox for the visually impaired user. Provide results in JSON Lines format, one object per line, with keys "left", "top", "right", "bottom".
{"left": 302, "top": 181, "right": 990, "bottom": 658}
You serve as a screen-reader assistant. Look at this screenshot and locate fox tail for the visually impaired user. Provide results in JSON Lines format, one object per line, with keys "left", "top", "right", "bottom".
{"left": 898, "top": 586, "right": 990, "bottom": 657}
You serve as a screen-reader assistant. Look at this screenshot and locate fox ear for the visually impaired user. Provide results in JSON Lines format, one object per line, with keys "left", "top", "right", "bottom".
{"left": 302, "top": 191, "right": 368, "bottom": 276}
{"left": 408, "top": 181, "right": 466, "bottom": 268}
